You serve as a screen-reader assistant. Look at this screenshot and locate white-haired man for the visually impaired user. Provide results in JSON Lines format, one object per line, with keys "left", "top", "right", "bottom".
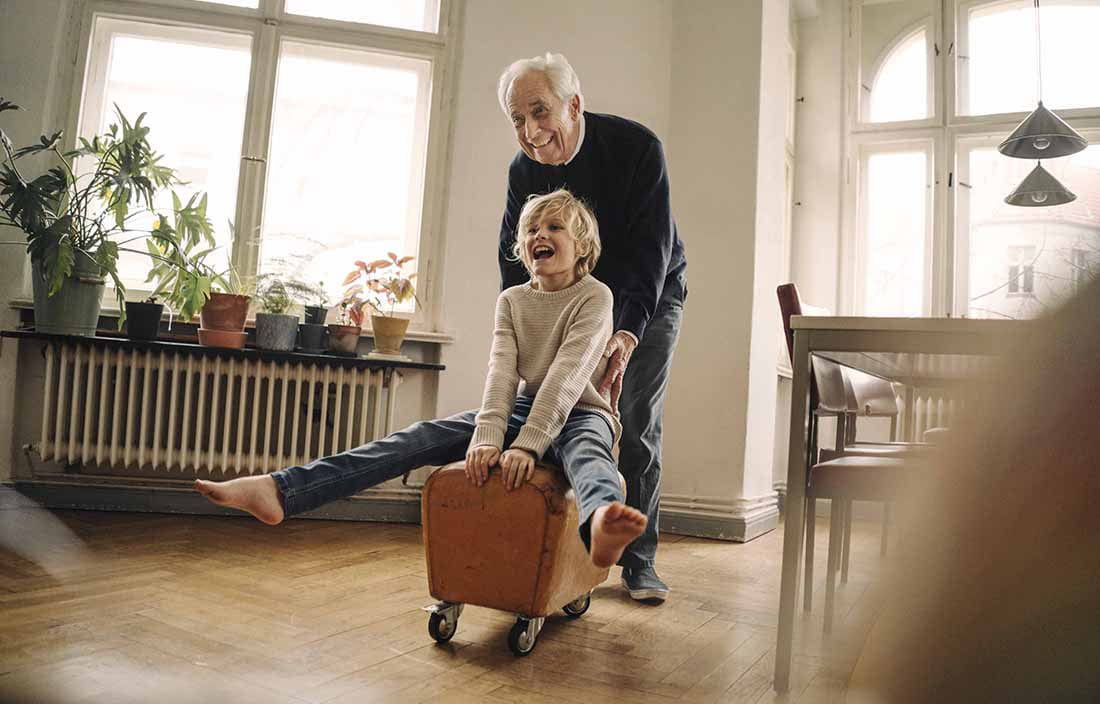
{"left": 496, "top": 52, "right": 688, "bottom": 602}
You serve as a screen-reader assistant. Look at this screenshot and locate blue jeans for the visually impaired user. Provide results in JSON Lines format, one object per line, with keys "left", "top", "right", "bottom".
{"left": 270, "top": 396, "right": 623, "bottom": 545}
{"left": 617, "top": 273, "right": 687, "bottom": 569}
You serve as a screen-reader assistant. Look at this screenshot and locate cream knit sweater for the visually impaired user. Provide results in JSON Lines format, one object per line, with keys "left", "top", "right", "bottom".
{"left": 469, "top": 274, "right": 621, "bottom": 458}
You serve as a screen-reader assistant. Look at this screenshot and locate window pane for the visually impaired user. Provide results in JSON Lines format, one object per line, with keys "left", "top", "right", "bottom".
{"left": 81, "top": 19, "right": 252, "bottom": 292}
{"left": 860, "top": 0, "right": 933, "bottom": 123}
{"left": 197, "top": 0, "right": 258, "bottom": 7}
{"left": 862, "top": 149, "right": 929, "bottom": 316}
{"left": 958, "top": 139, "right": 1100, "bottom": 318}
{"left": 284, "top": 0, "right": 440, "bottom": 33}
{"left": 962, "top": 0, "right": 1100, "bottom": 116}
{"left": 261, "top": 41, "right": 432, "bottom": 310}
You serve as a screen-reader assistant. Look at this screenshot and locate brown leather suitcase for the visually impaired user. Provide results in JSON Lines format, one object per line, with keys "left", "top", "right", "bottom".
{"left": 421, "top": 461, "right": 612, "bottom": 655}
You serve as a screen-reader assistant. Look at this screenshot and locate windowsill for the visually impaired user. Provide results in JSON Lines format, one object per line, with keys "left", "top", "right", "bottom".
{"left": 8, "top": 298, "right": 456, "bottom": 345}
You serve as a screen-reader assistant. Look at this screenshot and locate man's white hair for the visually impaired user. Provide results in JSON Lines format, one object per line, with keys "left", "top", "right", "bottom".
{"left": 497, "top": 52, "right": 584, "bottom": 116}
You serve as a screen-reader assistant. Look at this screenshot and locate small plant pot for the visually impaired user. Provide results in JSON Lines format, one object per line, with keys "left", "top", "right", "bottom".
{"left": 303, "top": 305, "right": 328, "bottom": 325}
{"left": 371, "top": 314, "right": 411, "bottom": 356}
{"left": 197, "top": 328, "right": 246, "bottom": 349}
{"left": 199, "top": 292, "right": 250, "bottom": 332}
{"left": 327, "top": 324, "right": 361, "bottom": 356}
{"left": 124, "top": 301, "right": 164, "bottom": 340}
{"left": 255, "top": 312, "right": 299, "bottom": 352}
{"left": 298, "top": 323, "right": 327, "bottom": 353}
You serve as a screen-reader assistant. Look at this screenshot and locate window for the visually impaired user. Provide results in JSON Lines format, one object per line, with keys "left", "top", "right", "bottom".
{"left": 955, "top": 138, "right": 1100, "bottom": 318}
{"left": 1006, "top": 245, "right": 1035, "bottom": 295}
{"left": 958, "top": 0, "right": 1100, "bottom": 116}
{"left": 284, "top": 0, "right": 440, "bottom": 33}
{"left": 846, "top": 0, "right": 1100, "bottom": 319}
{"left": 68, "top": 0, "right": 456, "bottom": 324}
{"left": 856, "top": 0, "right": 937, "bottom": 125}
{"left": 857, "top": 142, "right": 933, "bottom": 316}
{"left": 1072, "top": 248, "right": 1091, "bottom": 291}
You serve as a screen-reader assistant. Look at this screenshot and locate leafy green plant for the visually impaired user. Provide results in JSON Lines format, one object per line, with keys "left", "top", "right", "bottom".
{"left": 255, "top": 274, "right": 293, "bottom": 315}
{"left": 340, "top": 252, "right": 419, "bottom": 325}
{"left": 0, "top": 99, "right": 218, "bottom": 326}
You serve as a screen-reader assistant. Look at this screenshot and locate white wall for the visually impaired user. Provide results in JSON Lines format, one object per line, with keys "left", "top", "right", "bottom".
{"left": 791, "top": 0, "right": 845, "bottom": 310}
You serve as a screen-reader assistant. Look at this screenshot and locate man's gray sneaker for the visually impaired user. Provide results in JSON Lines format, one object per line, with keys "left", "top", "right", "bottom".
{"left": 621, "top": 566, "right": 669, "bottom": 602}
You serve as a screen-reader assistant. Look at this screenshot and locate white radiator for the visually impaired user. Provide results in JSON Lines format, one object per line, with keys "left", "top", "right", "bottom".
{"left": 37, "top": 343, "right": 402, "bottom": 475}
{"left": 899, "top": 388, "right": 962, "bottom": 440}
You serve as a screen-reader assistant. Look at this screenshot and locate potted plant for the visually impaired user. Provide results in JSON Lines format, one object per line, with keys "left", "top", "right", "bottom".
{"left": 198, "top": 267, "right": 250, "bottom": 349}
{"left": 341, "top": 252, "right": 419, "bottom": 357}
{"left": 303, "top": 281, "right": 328, "bottom": 324}
{"left": 298, "top": 281, "right": 329, "bottom": 353}
{"left": 123, "top": 297, "right": 163, "bottom": 340}
{"left": 327, "top": 296, "right": 363, "bottom": 356}
{"left": 0, "top": 99, "right": 212, "bottom": 336}
{"left": 254, "top": 274, "right": 299, "bottom": 352}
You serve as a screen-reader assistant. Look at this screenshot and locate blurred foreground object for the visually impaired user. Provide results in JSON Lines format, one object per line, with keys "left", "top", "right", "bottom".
{"left": 848, "top": 278, "right": 1100, "bottom": 702}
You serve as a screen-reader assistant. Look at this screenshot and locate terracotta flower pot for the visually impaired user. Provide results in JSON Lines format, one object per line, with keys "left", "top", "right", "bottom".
{"left": 327, "top": 324, "right": 361, "bottom": 356}
{"left": 371, "top": 314, "right": 410, "bottom": 356}
{"left": 199, "top": 292, "right": 250, "bottom": 332}
{"left": 197, "top": 328, "right": 246, "bottom": 349}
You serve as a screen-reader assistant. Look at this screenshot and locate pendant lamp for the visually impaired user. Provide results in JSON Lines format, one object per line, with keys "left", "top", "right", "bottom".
{"left": 1004, "top": 161, "right": 1076, "bottom": 207}
{"left": 1001, "top": 0, "right": 1085, "bottom": 206}
{"left": 998, "top": 101, "right": 1087, "bottom": 159}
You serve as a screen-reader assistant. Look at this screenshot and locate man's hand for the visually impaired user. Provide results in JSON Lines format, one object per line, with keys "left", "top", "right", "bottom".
{"left": 598, "top": 330, "right": 638, "bottom": 413}
{"left": 500, "top": 448, "right": 537, "bottom": 490}
{"left": 465, "top": 445, "right": 500, "bottom": 486}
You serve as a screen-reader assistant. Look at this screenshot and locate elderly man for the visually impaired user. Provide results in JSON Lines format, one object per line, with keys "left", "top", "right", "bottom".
{"left": 496, "top": 52, "right": 687, "bottom": 602}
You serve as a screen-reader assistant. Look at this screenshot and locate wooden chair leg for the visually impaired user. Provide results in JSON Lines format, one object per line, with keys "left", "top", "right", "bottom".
{"left": 881, "top": 502, "right": 891, "bottom": 557}
{"left": 803, "top": 497, "right": 816, "bottom": 611}
{"left": 823, "top": 500, "right": 843, "bottom": 633}
{"left": 840, "top": 499, "right": 852, "bottom": 583}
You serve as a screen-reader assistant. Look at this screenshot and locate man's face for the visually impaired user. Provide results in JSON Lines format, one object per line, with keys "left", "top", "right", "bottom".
{"left": 506, "top": 71, "right": 581, "bottom": 165}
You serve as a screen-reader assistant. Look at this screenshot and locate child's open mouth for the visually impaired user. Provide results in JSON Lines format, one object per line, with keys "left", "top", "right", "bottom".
{"left": 533, "top": 245, "right": 555, "bottom": 260}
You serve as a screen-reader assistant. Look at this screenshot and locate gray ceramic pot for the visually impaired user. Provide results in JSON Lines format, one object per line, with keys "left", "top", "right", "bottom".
{"left": 255, "top": 312, "right": 299, "bottom": 351}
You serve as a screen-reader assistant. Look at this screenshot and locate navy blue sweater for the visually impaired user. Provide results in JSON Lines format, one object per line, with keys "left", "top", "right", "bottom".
{"left": 498, "top": 111, "right": 687, "bottom": 341}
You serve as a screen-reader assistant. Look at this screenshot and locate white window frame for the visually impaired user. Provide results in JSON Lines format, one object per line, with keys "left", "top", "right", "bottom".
{"left": 53, "top": 0, "right": 462, "bottom": 332}
{"left": 841, "top": 0, "right": 1100, "bottom": 317}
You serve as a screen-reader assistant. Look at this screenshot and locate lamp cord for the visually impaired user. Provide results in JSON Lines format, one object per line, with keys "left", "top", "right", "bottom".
{"left": 1034, "top": 0, "right": 1043, "bottom": 101}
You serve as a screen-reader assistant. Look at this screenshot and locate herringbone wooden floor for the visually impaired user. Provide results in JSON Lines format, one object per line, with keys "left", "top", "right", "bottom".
{"left": 0, "top": 503, "right": 886, "bottom": 703}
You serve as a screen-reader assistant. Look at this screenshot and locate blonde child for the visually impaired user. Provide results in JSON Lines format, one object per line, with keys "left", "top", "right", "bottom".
{"left": 195, "top": 189, "right": 645, "bottom": 568}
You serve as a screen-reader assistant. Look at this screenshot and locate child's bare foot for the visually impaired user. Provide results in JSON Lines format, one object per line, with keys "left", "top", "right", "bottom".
{"left": 590, "top": 502, "right": 647, "bottom": 568}
{"left": 193, "top": 476, "right": 285, "bottom": 525}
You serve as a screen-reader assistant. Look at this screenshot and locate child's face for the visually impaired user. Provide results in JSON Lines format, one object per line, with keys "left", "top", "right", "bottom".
{"left": 525, "top": 212, "right": 579, "bottom": 280}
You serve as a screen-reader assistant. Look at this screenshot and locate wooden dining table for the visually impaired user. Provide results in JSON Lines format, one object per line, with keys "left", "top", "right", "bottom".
{"left": 773, "top": 315, "right": 1028, "bottom": 692}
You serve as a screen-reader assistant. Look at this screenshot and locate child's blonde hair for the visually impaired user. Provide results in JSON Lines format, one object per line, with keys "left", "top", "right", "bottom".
{"left": 512, "top": 189, "right": 601, "bottom": 279}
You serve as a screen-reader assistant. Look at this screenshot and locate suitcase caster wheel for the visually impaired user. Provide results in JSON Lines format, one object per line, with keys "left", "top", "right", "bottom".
{"left": 562, "top": 592, "right": 591, "bottom": 618}
{"left": 428, "top": 611, "right": 457, "bottom": 643}
{"left": 423, "top": 602, "right": 463, "bottom": 644}
{"left": 508, "top": 617, "right": 544, "bottom": 656}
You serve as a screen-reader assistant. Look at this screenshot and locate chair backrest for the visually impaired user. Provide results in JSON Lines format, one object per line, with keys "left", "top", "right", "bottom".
{"left": 777, "top": 283, "right": 840, "bottom": 413}
{"left": 777, "top": 283, "right": 831, "bottom": 365}
{"left": 812, "top": 357, "right": 849, "bottom": 415}
{"left": 844, "top": 368, "right": 901, "bottom": 417}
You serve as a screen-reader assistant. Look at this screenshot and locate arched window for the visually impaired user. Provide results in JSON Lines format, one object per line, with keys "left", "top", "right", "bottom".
{"left": 867, "top": 25, "right": 930, "bottom": 123}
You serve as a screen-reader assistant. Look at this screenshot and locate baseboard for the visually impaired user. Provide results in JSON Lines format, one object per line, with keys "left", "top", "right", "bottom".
{"left": 661, "top": 492, "right": 780, "bottom": 543}
{"left": 5, "top": 480, "right": 422, "bottom": 523}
